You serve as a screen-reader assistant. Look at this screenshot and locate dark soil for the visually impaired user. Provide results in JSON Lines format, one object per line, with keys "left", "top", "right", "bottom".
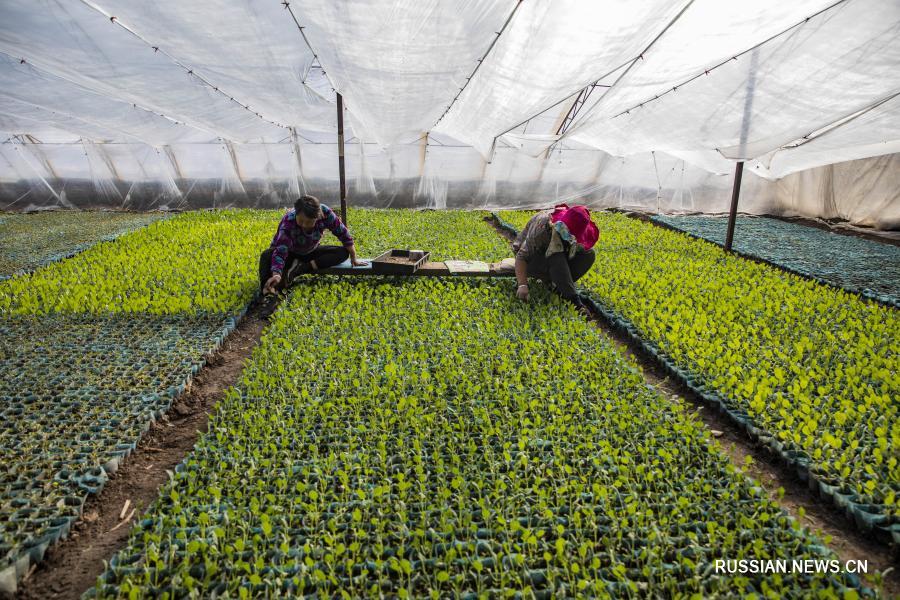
{"left": 13, "top": 308, "right": 268, "bottom": 600}
{"left": 375, "top": 256, "right": 417, "bottom": 264}
{"left": 486, "top": 214, "right": 899, "bottom": 596}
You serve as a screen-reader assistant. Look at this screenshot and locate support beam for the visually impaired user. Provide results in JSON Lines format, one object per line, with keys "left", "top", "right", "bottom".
{"left": 336, "top": 93, "right": 347, "bottom": 224}
{"left": 724, "top": 161, "right": 744, "bottom": 252}
{"left": 492, "top": 0, "right": 696, "bottom": 148}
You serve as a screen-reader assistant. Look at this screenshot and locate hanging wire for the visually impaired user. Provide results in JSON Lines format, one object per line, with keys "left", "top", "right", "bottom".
{"left": 490, "top": 0, "right": 697, "bottom": 150}
{"left": 552, "top": 0, "right": 698, "bottom": 134}
{"left": 1, "top": 50, "right": 195, "bottom": 138}
{"left": 555, "top": 85, "right": 612, "bottom": 136}
{"left": 77, "top": 0, "right": 292, "bottom": 131}
{"left": 608, "top": 0, "right": 850, "bottom": 119}
{"left": 495, "top": 0, "right": 850, "bottom": 149}
{"left": 281, "top": 2, "right": 341, "bottom": 96}
{"left": 542, "top": 83, "right": 612, "bottom": 155}
{"left": 495, "top": 58, "right": 635, "bottom": 142}
{"left": 431, "top": 0, "right": 525, "bottom": 129}
{"left": 780, "top": 89, "right": 900, "bottom": 149}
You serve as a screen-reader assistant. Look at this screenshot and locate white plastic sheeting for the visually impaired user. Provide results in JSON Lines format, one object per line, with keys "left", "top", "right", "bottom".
{"left": 0, "top": 0, "right": 898, "bottom": 228}
{"left": 0, "top": 55, "right": 209, "bottom": 145}
{"left": 773, "top": 153, "right": 900, "bottom": 230}
{"left": 76, "top": 0, "right": 337, "bottom": 133}
{"left": 2, "top": 136, "right": 897, "bottom": 230}
{"left": 566, "top": 0, "right": 900, "bottom": 163}
{"left": 432, "top": 0, "right": 689, "bottom": 156}
{"left": 753, "top": 93, "right": 900, "bottom": 179}
{"left": 291, "top": 0, "right": 514, "bottom": 145}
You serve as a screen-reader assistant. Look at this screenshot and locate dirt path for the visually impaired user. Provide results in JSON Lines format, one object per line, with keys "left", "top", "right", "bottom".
{"left": 487, "top": 215, "right": 899, "bottom": 596}
{"left": 14, "top": 308, "right": 268, "bottom": 600}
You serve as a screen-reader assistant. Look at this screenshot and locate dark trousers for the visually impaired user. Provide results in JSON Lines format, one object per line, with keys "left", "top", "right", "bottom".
{"left": 259, "top": 245, "right": 350, "bottom": 292}
{"left": 526, "top": 249, "right": 595, "bottom": 302}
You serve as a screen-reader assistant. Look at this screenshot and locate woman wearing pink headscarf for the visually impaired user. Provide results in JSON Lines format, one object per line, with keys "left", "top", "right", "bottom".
{"left": 512, "top": 204, "right": 599, "bottom": 308}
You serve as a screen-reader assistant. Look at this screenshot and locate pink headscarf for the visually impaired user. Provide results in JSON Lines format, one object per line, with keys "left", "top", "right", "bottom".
{"left": 549, "top": 204, "right": 599, "bottom": 250}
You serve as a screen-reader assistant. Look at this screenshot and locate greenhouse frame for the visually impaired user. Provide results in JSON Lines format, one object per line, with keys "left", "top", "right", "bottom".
{"left": 1, "top": 0, "right": 898, "bottom": 598}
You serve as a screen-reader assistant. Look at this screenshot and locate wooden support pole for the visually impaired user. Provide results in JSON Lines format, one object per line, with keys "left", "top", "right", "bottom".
{"left": 336, "top": 92, "right": 347, "bottom": 224}
{"left": 724, "top": 161, "right": 744, "bottom": 252}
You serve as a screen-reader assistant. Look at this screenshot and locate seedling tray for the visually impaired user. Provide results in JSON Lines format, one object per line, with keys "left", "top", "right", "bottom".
{"left": 371, "top": 249, "right": 430, "bottom": 275}
{"left": 491, "top": 211, "right": 898, "bottom": 545}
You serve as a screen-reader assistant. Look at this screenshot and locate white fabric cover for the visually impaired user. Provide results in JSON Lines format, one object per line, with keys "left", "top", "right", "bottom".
{"left": 0, "top": 0, "right": 898, "bottom": 227}
{"left": 567, "top": 0, "right": 900, "bottom": 161}
{"left": 433, "top": 0, "right": 688, "bottom": 156}
{"left": 290, "top": 0, "right": 513, "bottom": 145}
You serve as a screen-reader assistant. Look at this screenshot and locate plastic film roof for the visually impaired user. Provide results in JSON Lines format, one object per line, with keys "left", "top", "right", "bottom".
{"left": 565, "top": 0, "right": 900, "bottom": 163}
{"left": 0, "top": 0, "right": 898, "bottom": 223}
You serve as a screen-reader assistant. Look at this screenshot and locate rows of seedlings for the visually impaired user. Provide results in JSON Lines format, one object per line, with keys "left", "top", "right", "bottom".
{"left": 0, "top": 211, "right": 163, "bottom": 280}
{"left": 498, "top": 210, "right": 899, "bottom": 542}
{"left": 651, "top": 215, "right": 900, "bottom": 307}
{"left": 0, "top": 314, "right": 234, "bottom": 593}
{"left": 0, "top": 208, "right": 513, "bottom": 593}
{"left": 0, "top": 210, "right": 277, "bottom": 315}
{"left": 0, "top": 210, "right": 278, "bottom": 593}
{"left": 344, "top": 208, "right": 511, "bottom": 261}
{"left": 90, "top": 215, "right": 866, "bottom": 598}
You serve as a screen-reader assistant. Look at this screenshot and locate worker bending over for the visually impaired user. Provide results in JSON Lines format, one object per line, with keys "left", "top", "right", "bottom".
{"left": 258, "top": 195, "right": 366, "bottom": 310}
{"left": 513, "top": 204, "right": 598, "bottom": 308}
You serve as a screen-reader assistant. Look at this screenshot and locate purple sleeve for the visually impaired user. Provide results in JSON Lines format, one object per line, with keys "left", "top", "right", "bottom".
{"left": 270, "top": 215, "right": 293, "bottom": 274}
{"left": 322, "top": 205, "right": 354, "bottom": 247}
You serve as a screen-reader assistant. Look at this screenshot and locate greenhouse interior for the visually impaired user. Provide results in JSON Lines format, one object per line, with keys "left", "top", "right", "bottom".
{"left": 1, "top": 0, "right": 898, "bottom": 598}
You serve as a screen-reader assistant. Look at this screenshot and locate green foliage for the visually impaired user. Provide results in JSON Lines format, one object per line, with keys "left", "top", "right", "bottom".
{"left": 501, "top": 210, "right": 899, "bottom": 517}
{"left": 652, "top": 215, "right": 900, "bottom": 306}
{"left": 0, "top": 210, "right": 276, "bottom": 315}
{"left": 0, "top": 313, "right": 232, "bottom": 584}
{"left": 346, "top": 208, "right": 510, "bottom": 261}
{"left": 0, "top": 208, "right": 516, "bottom": 592}
{"left": 0, "top": 208, "right": 878, "bottom": 597}
{"left": 0, "top": 210, "right": 162, "bottom": 278}
{"left": 91, "top": 277, "right": 862, "bottom": 596}
{"left": 0, "top": 208, "right": 508, "bottom": 316}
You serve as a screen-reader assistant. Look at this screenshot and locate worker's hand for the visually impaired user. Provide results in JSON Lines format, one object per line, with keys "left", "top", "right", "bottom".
{"left": 263, "top": 273, "right": 282, "bottom": 295}
{"left": 516, "top": 284, "right": 529, "bottom": 302}
{"left": 348, "top": 245, "right": 368, "bottom": 267}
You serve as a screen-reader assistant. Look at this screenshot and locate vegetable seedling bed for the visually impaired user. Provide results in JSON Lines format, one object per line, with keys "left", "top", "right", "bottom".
{"left": 494, "top": 210, "right": 900, "bottom": 543}
{"left": 650, "top": 215, "right": 900, "bottom": 308}
{"left": 0, "top": 211, "right": 164, "bottom": 280}
{"left": 91, "top": 277, "right": 869, "bottom": 599}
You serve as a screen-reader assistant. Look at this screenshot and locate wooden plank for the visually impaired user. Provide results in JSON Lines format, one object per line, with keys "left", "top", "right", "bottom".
{"left": 445, "top": 260, "right": 490, "bottom": 274}
{"left": 315, "top": 259, "right": 514, "bottom": 278}
{"left": 416, "top": 261, "right": 450, "bottom": 275}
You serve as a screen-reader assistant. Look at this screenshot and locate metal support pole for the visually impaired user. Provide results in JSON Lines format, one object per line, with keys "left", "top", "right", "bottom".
{"left": 336, "top": 92, "right": 347, "bottom": 224}
{"left": 724, "top": 161, "right": 744, "bottom": 252}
